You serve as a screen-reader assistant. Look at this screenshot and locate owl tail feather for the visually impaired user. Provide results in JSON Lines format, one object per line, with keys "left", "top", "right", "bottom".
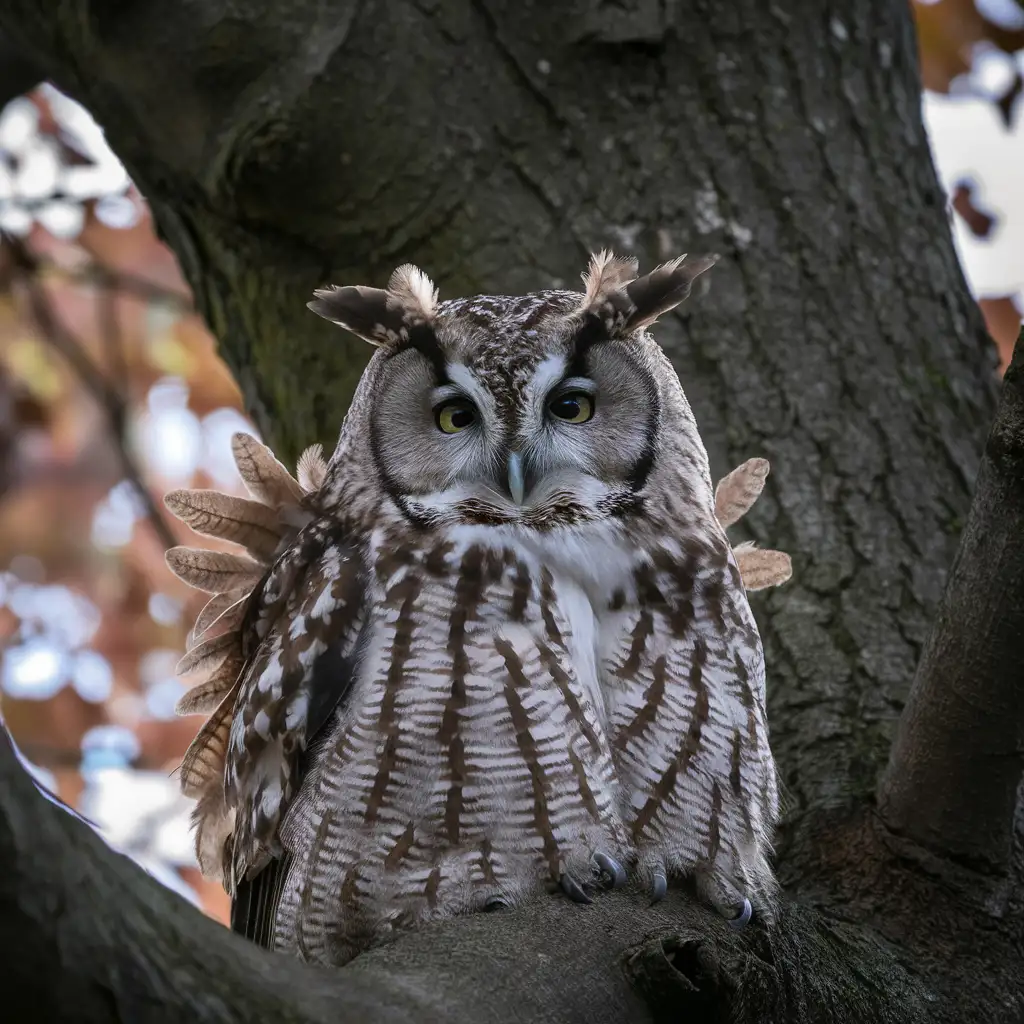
{"left": 713, "top": 458, "right": 793, "bottom": 592}
{"left": 163, "top": 433, "right": 328, "bottom": 880}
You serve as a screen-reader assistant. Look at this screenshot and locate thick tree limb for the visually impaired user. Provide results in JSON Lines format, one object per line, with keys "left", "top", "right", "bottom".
{"left": 879, "top": 331, "right": 1024, "bottom": 872}
{"left": 0, "top": 728, "right": 952, "bottom": 1024}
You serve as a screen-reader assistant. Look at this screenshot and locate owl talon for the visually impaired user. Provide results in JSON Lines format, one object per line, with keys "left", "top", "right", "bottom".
{"left": 726, "top": 898, "right": 753, "bottom": 930}
{"left": 592, "top": 852, "right": 626, "bottom": 889}
{"left": 560, "top": 873, "right": 593, "bottom": 905}
{"left": 650, "top": 871, "right": 668, "bottom": 903}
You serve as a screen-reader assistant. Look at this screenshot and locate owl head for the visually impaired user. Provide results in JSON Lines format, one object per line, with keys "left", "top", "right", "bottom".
{"left": 309, "top": 251, "right": 716, "bottom": 533}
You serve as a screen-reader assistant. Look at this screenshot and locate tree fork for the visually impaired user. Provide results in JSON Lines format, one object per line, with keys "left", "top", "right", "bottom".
{"left": 879, "top": 330, "right": 1024, "bottom": 873}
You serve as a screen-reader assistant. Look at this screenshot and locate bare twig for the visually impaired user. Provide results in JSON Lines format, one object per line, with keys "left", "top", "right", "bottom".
{"left": 10, "top": 738, "right": 167, "bottom": 773}
{"left": 879, "top": 330, "right": 1024, "bottom": 873}
{"left": 3, "top": 235, "right": 178, "bottom": 550}
{"left": 97, "top": 279, "right": 128, "bottom": 397}
{"left": 8, "top": 740, "right": 90, "bottom": 770}
{"left": 44, "top": 259, "right": 193, "bottom": 312}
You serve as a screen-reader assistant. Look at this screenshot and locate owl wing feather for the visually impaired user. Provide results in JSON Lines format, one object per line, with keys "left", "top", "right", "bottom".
{"left": 231, "top": 849, "right": 294, "bottom": 948}
{"left": 224, "top": 519, "right": 368, "bottom": 942}
{"left": 164, "top": 433, "right": 341, "bottom": 910}
{"left": 712, "top": 458, "right": 793, "bottom": 592}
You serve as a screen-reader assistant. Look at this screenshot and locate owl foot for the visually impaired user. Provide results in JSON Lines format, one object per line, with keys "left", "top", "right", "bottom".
{"left": 645, "top": 861, "right": 753, "bottom": 928}
{"left": 650, "top": 871, "right": 668, "bottom": 903}
{"left": 697, "top": 871, "right": 755, "bottom": 929}
{"left": 558, "top": 849, "right": 626, "bottom": 904}
{"left": 559, "top": 872, "right": 592, "bottom": 904}
{"left": 725, "top": 897, "right": 753, "bottom": 930}
{"left": 592, "top": 851, "right": 627, "bottom": 889}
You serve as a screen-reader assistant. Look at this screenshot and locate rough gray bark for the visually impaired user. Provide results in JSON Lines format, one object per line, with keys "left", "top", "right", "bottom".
{"left": 0, "top": 0, "right": 1020, "bottom": 1021}
{"left": 879, "top": 333, "right": 1024, "bottom": 872}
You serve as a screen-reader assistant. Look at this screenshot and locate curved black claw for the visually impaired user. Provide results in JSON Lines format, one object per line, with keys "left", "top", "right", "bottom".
{"left": 593, "top": 852, "right": 626, "bottom": 889}
{"left": 560, "top": 873, "right": 593, "bottom": 905}
{"left": 726, "top": 898, "right": 753, "bottom": 930}
{"left": 650, "top": 871, "right": 668, "bottom": 903}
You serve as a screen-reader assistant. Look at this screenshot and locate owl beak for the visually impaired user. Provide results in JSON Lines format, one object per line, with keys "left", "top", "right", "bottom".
{"left": 506, "top": 451, "right": 526, "bottom": 505}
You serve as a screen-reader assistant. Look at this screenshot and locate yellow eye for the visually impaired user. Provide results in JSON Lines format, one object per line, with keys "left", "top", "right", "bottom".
{"left": 548, "top": 391, "right": 594, "bottom": 424}
{"left": 435, "top": 399, "right": 477, "bottom": 434}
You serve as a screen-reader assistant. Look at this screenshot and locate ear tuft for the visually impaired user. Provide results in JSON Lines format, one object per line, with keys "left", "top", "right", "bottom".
{"left": 307, "top": 285, "right": 405, "bottom": 348}
{"left": 308, "top": 264, "right": 439, "bottom": 348}
{"left": 574, "top": 250, "right": 717, "bottom": 339}
{"left": 580, "top": 249, "right": 639, "bottom": 309}
{"left": 623, "top": 253, "right": 718, "bottom": 332}
{"left": 387, "top": 264, "right": 438, "bottom": 324}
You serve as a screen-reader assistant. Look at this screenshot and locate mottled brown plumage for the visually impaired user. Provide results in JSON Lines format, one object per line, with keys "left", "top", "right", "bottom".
{"left": 164, "top": 433, "right": 325, "bottom": 871}
{"left": 167, "top": 251, "right": 791, "bottom": 965}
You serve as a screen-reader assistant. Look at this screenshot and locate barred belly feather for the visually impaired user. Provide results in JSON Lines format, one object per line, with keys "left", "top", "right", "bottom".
{"left": 600, "top": 537, "right": 779, "bottom": 917}
{"left": 271, "top": 528, "right": 626, "bottom": 964}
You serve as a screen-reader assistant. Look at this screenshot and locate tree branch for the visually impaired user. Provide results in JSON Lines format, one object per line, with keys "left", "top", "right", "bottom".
{"left": 56, "top": 259, "right": 193, "bottom": 313}
{"left": 878, "top": 330, "right": 1024, "bottom": 872}
{"left": 0, "top": 724, "right": 948, "bottom": 1024}
{"left": 3, "top": 236, "right": 178, "bottom": 550}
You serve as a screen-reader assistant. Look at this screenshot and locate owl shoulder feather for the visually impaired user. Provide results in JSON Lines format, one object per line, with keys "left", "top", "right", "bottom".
{"left": 165, "top": 433, "right": 363, "bottom": 885}
{"left": 713, "top": 457, "right": 792, "bottom": 592}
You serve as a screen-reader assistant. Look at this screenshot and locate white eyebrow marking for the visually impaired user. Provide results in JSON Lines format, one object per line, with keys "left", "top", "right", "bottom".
{"left": 445, "top": 362, "right": 495, "bottom": 417}
{"left": 519, "top": 352, "right": 569, "bottom": 440}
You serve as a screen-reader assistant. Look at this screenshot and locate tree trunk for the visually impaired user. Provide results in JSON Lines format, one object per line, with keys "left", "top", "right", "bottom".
{"left": 0, "top": 1, "right": 1019, "bottom": 1021}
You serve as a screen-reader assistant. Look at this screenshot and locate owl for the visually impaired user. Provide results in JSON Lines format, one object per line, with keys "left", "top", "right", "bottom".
{"left": 165, "top": 251, "right": 786, "bottom": 965}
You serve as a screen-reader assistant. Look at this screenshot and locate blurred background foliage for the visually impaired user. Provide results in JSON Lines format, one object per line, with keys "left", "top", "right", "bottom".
{"left": 0, "top": 0, "right": 1021, "bottom": 926}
